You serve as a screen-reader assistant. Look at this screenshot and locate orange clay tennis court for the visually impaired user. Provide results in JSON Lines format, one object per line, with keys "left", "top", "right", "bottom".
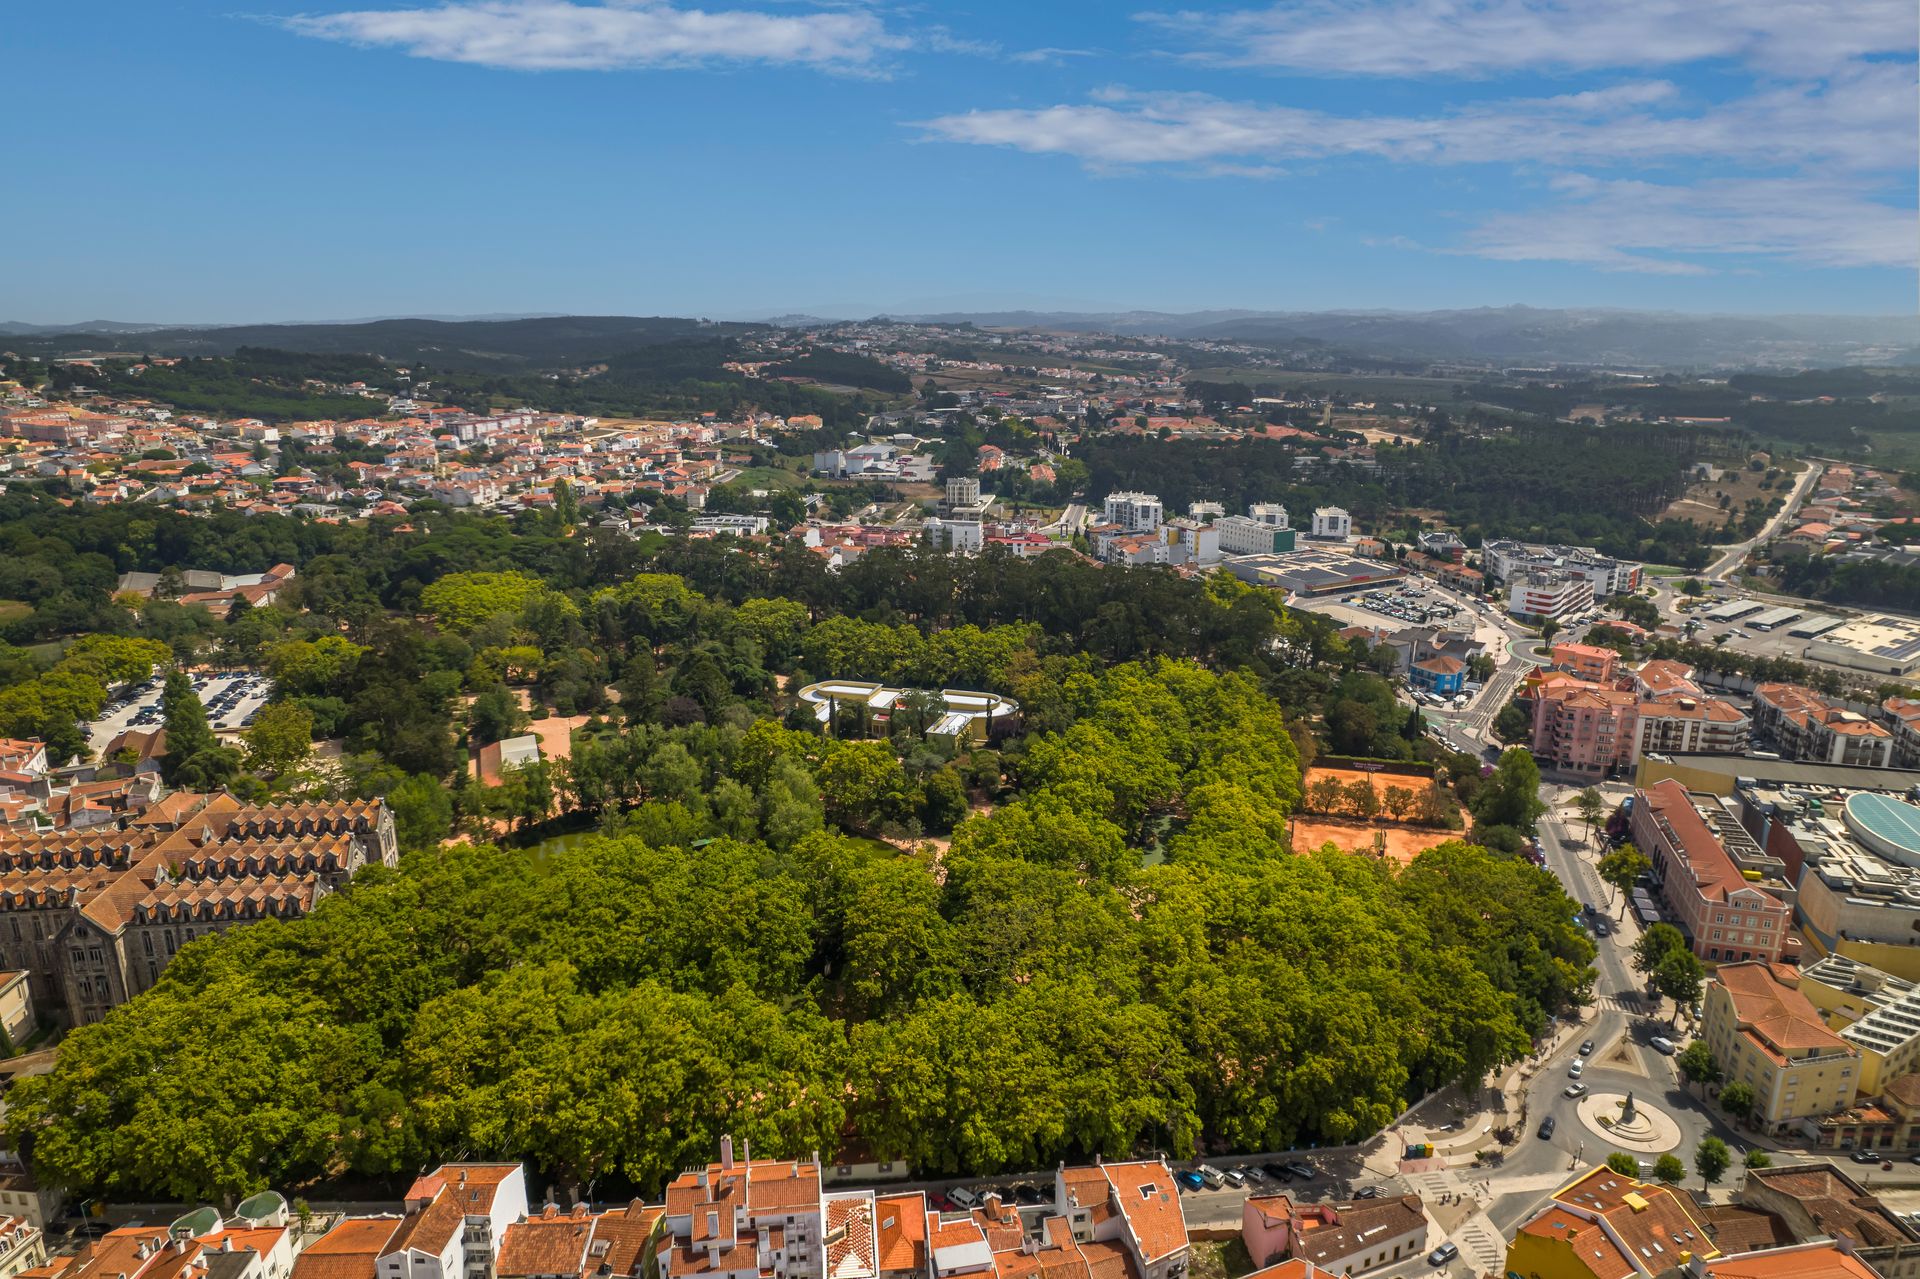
{"left": 1291, "top": 765, "right": 1465, "bottom": 865}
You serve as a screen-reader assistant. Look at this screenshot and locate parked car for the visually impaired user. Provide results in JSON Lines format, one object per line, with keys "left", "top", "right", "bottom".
{"left": 1538, "top": 1116, "right": 1557, "bottom": 1138}
{"left": 1579, "top": 1040, "right": 1595, "bottom": 1055}
{"left": 1564, "top": 1083, "right": 1588, "bottom": 1098}
{"left": 1428, "top": 1243, "right": 1460, "bottom": 1267}
{"left": 1239, "top": 1166, "right": 1268, "bottom": 1185}
{"left": 1851, "top": 1150, "right": 1881, "bottom": 1164}
{"left": 1013, "top": 1184, "right": 1046, "bottom": 1205}
{"left": 1176, "top": 1170, "right": 1207, "bottom": 1191}
{"left": 1568, "top": 1059, "right": 1585, "bottom": 1078}
{"left": 1650, "top": 1036, "right": 1677, "bottom": 1055}
{"left": 1197, "top": 1165, "right": 1226, "bottom": 1189}
{"left": 1284, "top": 1162, "right": 1316, "bottom": 1181}
{"left": 1221, "top": 1168, "right": 1247, "bottom": 1189}
{"left": 948, "top": 1187, "right": 983, "bottom": 1210}
{"left": 1262, "top": 1164, "right": 1293, "bottom": 1183}
{"left": 1352, "top": 1186, "right": 1382, "bottom": 1199}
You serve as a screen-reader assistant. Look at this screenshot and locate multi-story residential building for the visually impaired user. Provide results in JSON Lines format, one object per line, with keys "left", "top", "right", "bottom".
{"left": 1532, "top": 682, "right": 1639, "bottom": 778}
{"left": 1703, "top": 962, "right": 1860, "bottom": 1133}
{"left": 0, "top": 1163, "right": 60, "bottom": 1234}
{"left": 0, "top": 1218, "right": 43, "bottom": 1279}
{"left": 1481, "top": 540, "right": 1643, "bottom": 597}
{"left": 0, "top": 794, "right": 397, "bottom": 1024}
{"left": 1631, "top": 781, "right": 1794, "bottom": 963}
{"left": 1093, "top": 530, "right": 1171, "bottom": 567}
{"left": 943, "top": 476, "right": 982, "bottom": 512}
{"left": 1216, "top": 516, "right": 1297, "bottom": 556}
{"left": 1505, "top": 1167, "right": 1719, "bottom": 1279}
{"left": 1054, "top": 1160, "right": 1191, "bottom": 1279}
{"left": 0, "top": 972, "right": 34, "bottom": 1049}
{"left": 1635, "top": 694, "right": 1751, "bottom": 758}
{"left": 1241, "top": 1194, "right": 1426, "bottom": 1274}
{"left": 1102, "top": 492, "right": 1163, "bottom": 533}
{"left": 1884, "top": 698, "right": 1920, "bottom": 768}
{"left": 1247, "top": 503, "right": 1290, "bottom": 529}
{"left": 924, "top": 518, "right": 984, "bottom": 555}
{"left": 391, "top": 1165, "right": 530, "bottom": 1279}
{"left": 1550, "top": 643, "right": 1619, "bottom": 681}
{"left": 1528, "top": 664, "right": 1749, "bottom": 779}
{"left": 1159, "top": 518, "right": 1220, "bottom": 566}
{"left": 1408, "top": 656, "right": 1466, "bottom": 696}
{"left": 1506, "top": 570, "right": 1594, "bottom": 623}
{"left": 1308, "top": 507, "right": 1351, "bottom": 540}
{"left": 1798, "top": 955, "right": 1920, "bottom": 1095}
{"left": 1752, "top": 684, "right": 1896, "bottom": 767}
{"left": 659, "top": 1139, "right": 825, "bottom": 1279}
{"left": 1415, "top": 531, "right": 1465, "bottom": 563}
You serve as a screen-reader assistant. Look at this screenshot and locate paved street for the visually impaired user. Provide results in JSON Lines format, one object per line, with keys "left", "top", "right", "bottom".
{"left": 1703, "top": 461, "right": 1822, "bottom": 582}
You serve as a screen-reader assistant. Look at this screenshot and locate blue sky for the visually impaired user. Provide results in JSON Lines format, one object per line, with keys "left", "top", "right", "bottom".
{"left": 5, "top": 0, "right": 1916, "bottom": 323}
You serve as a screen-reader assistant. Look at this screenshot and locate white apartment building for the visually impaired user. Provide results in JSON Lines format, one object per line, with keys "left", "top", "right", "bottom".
{"left": 924, "top": 518, "right": 984, "bottom": 555}
{"left": 1103, "top": 492, "right": 1164, "bottom": 533}
{"left": 388, "top": 1164, "right": 529, "bottom": 1279}
{"left": 1309, "top": 507, "right": 1351, "bottom": 540}
{"left": 1482, "top": 540, "right": 1642, "bottom": 597}
{"left": 1507, "top": 570, "right": 1595, "bottom": 622}
{"left": 1247, "top": 502, "right": 1290, "bottom": 529}
{"left": 944, "top": 476, "right": 982, "bottom": 509}
{"left": 1161, "top": 518, "right": 1221, "bottom": 566}
{"left": 1216, "top": 516, "right": 1291, "bottom": 556}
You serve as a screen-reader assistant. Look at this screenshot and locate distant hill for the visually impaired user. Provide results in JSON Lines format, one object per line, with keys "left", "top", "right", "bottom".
{"left": 886, "top": 305, "right": 1920, "bottom": 369}
{"left": 4, "top": 315, "right": 770, "bottom": 372}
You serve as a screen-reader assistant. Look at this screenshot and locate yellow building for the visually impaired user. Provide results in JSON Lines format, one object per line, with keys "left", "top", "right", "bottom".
{"left": 1703, "top": 962, "right": 1860, "bottom": 1133}
{"left": 1796, "top": 955, "right": 1920, "bottom": 1095}
{"left": 1506, "top": 1167, "right": 1718, "bottom": 1279}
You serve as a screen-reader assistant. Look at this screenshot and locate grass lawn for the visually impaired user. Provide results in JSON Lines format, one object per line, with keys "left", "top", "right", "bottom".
{"left": 730, "top": 465, "right": 804, "bottom": 490}
{"left": 0, "top": 601, "right": 30, "bottom": 627}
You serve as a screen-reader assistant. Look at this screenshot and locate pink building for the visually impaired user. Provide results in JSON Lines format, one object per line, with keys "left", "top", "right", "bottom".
{"left": 1630, "top": 780, "right": 1793, "bottom": 964}
{"left": 1551, "top": 643, "right": 1620, "bottom": 682}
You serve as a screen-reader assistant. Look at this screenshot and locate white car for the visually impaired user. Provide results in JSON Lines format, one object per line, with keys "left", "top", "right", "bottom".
{"left": 1568, "top": 1059, "right": 1585, "bottom": 1078}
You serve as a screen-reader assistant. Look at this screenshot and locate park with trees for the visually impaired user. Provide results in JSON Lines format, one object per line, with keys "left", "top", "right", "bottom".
{"left": 0, "top": 495, "right": 1599, "bottom": 1204}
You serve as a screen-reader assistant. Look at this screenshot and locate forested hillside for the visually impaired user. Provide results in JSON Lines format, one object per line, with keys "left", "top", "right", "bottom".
{"left": 1077, "top": 422, "right": 1733, "bottom": 566}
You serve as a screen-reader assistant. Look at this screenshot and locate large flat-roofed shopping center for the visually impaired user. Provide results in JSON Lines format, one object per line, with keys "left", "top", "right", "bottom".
{"left": 796, "top": 681, "right": 1020, "bottom": 742}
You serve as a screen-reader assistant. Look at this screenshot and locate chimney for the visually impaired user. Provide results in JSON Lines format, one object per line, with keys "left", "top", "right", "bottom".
{"left": 720, "top": 1135, "right": 735, "bottom": 1171}
{"left": 707, "top": 1212, "right": 719, "bottom": 1240}
{"left": 742, "top": 1138, "right": 750, "bottom": 1166}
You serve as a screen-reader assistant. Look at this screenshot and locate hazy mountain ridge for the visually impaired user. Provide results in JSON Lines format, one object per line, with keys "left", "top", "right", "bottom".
{"left": 1, "top": 315, "right": 770, "bottom": 372}
{"left": 6, "top": 307, "right": 1917, "bottom": 371}
{"left": 885, "top": 305, "right": 1920, "bottom": 368}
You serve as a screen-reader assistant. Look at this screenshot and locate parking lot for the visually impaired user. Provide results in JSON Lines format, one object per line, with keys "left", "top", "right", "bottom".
{"left": 86, "top": 670, "right": 275, "bottom": 754}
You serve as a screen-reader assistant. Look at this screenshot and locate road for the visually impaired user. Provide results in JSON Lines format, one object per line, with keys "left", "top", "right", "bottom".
{"left": 1703, "top": 461, "right": 1822, "bottom": 582}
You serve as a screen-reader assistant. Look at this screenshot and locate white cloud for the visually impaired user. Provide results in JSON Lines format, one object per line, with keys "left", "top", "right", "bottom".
{"left": 283, "top": 0, "right": 907, "bottom": 72}
{"left": 1144, "top": 0, "right": 1918, "bottom": 77}
{"left": 916, "top": 67, "right": 1915, "bottom": 174}
{"left": 1460, "top": 174, "right": 1918, "bottom": 272}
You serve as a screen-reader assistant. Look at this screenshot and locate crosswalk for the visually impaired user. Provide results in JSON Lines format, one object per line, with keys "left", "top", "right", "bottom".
{"left": 1401, "top": 1165, "right": 1508, "bottom": 1276}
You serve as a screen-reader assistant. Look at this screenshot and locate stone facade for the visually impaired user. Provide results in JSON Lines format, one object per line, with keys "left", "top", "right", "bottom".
{"left": 0, "top": 794, "right": 396, "bottom": 1024}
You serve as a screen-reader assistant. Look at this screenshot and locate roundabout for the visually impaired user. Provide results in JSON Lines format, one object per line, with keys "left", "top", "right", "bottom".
{"left": 1574, "top": 1091, "right": 1683, "bottom": 1153}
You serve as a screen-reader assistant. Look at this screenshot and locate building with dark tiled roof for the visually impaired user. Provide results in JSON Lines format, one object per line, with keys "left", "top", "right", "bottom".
{"left": 0, "top": 793, "right": 395, "bottom": 1023}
